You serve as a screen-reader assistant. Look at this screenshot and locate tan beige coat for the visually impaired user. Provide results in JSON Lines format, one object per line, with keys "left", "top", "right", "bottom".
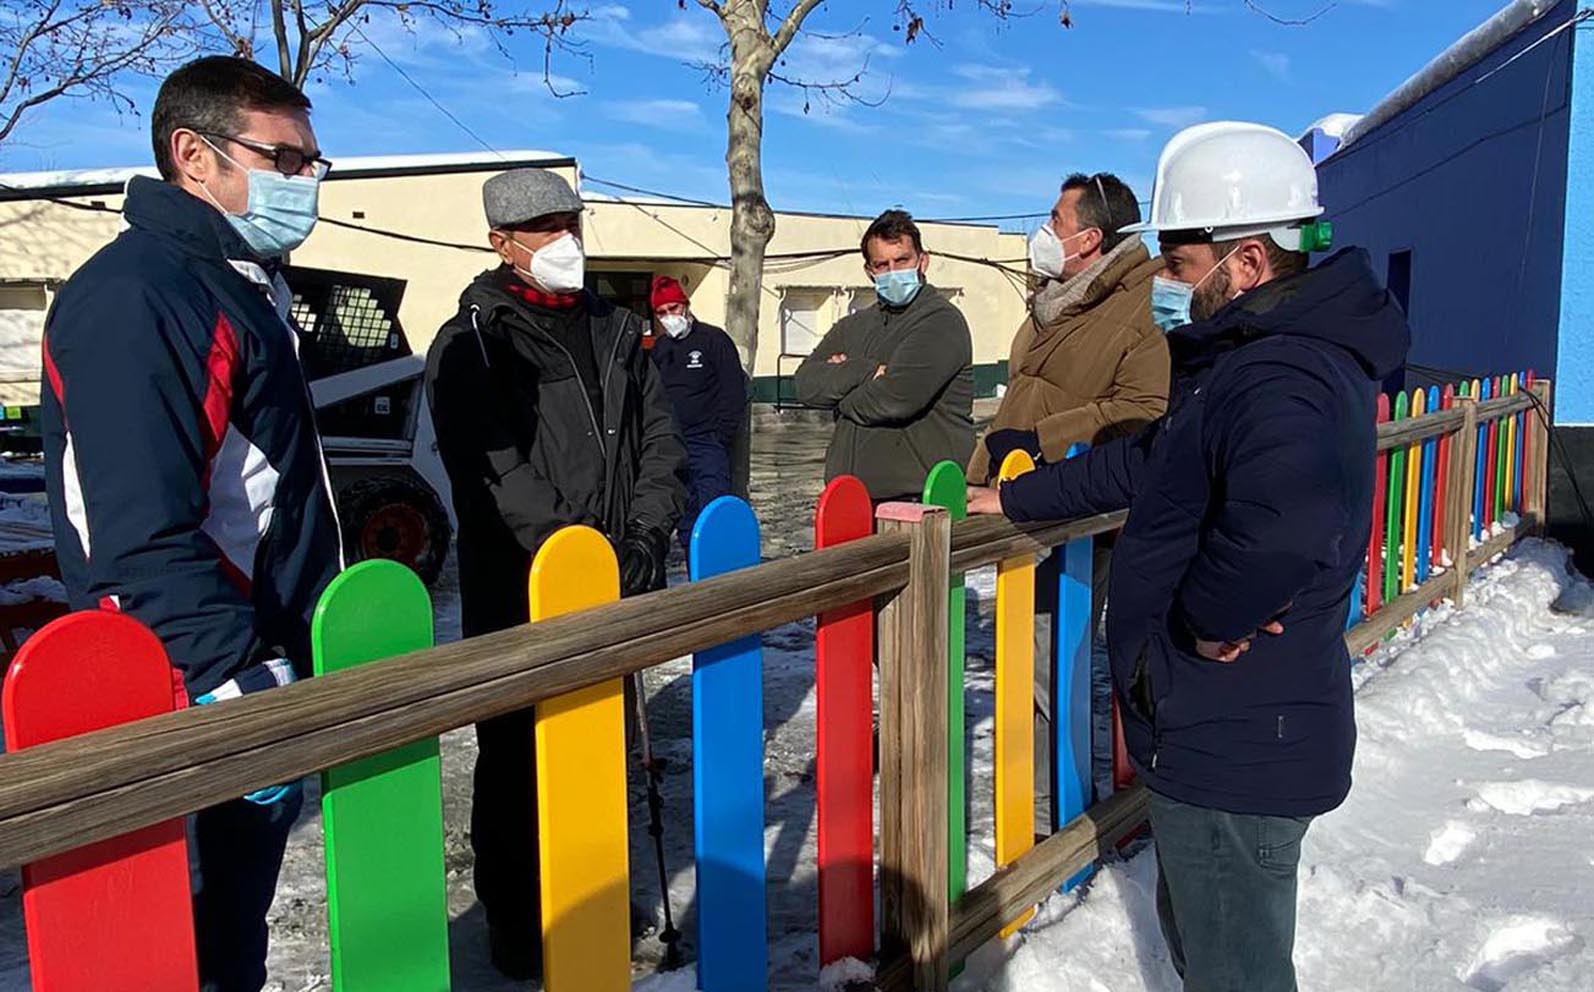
{"left": 968, "top": 239, "right": 1170, "bottom": 483}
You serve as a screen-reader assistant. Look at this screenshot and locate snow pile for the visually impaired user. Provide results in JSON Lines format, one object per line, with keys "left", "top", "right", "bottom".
{"left": 960, "top": 539, "right": 1594, "bottom": 991}
{"left": 0, "top": 494, "right": 52, "bottom": 554}
{"left": 636, "top": 954, "right": 877, "bottom": 991}
{"left": 0, "top": 576, "right": 65, "bottom": 605}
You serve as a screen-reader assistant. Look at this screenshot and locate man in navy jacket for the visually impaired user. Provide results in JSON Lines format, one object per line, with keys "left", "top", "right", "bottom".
{"left": 971, "top": 122, "right": 1409, "bottom": 991}
{"left": 41, "top": 57, "right": 341, "bottom": 992}
{"left": 648, "top": 275, "right": 745, "bottom": 555}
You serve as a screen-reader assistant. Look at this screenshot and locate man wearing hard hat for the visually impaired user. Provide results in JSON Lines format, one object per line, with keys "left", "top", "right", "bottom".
{"left": 970, "top": 121, "right": 1410, "bottom": 989}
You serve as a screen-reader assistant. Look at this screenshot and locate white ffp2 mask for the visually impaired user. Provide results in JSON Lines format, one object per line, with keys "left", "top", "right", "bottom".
{"left": 512, "top": 233, "right": 585, "bottom": 294}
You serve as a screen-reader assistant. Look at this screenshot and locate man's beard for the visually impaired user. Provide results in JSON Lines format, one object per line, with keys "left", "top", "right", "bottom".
{"left": 1190, "top": 262, "right": 1233, "bottom": 323}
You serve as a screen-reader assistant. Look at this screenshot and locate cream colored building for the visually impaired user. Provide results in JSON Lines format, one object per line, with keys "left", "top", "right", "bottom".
{"left": 0, "top": 150, "right": 1027, "bottom": 406}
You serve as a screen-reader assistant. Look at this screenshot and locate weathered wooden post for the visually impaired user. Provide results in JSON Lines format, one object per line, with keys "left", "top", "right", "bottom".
{"left": 1526, "top": 379, "right": 1553, "bottom": 534}
{"left": 876, "top": 502, "right": 951, "bottom": 992}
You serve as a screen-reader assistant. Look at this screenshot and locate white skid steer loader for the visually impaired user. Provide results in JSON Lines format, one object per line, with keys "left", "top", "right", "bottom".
{"left": 290, "top": 266, "right": 454, "bottom": 586}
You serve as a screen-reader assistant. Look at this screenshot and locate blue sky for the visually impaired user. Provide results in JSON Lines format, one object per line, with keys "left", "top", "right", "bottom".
{"left": 3, "top": 0, "right": 1515, "bottom": 227}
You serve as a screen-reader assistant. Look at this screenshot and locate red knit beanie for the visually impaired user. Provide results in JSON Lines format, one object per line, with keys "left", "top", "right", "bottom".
{"left": 650, "top": 275, "right": 690, "bottom": 311}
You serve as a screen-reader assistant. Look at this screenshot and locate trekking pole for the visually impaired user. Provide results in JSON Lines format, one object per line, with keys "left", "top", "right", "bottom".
{"left": 631, "top": 670, "right": 685, "bottom": 970}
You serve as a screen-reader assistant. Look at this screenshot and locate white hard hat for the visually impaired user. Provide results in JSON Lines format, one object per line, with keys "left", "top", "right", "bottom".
{"left": 1122, "top": 121, "right": 1326, "bottom": 251}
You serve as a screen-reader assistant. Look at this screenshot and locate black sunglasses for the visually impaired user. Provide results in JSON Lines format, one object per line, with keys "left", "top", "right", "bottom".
{"left": 201, "top": 132, "right": 332, "bottom": 179}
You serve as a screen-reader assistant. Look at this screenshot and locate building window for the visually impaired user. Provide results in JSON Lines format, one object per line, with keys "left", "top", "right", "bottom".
{"left": 780, "top": 291, "right": 829, "bottom": 356}
{"left": 1387, "top": 250, "right": 1413, "bottom": 315}
{"left": 588, "top": 271, "right": 654, "bottom": 319}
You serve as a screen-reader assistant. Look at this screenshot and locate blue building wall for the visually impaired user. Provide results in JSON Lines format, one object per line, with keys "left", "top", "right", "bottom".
{"left": 1557, "top": 12, "right": 1594, "bottom": 423}
{"left": 1315, "top": 0, "right": 1578, "bottom": 398}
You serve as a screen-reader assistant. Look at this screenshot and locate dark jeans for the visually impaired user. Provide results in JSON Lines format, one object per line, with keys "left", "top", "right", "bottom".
{"left": 191, "top": 791, "right": 304, "bottom": 992}
{"left": 679, "top": 434, "right": 733, "bottom": 556}
{"left": 471, "top": 708, "right": 542, "bottom": 934}
{"left": 1149, "top": 789, "right": 1313, "bottom": 992}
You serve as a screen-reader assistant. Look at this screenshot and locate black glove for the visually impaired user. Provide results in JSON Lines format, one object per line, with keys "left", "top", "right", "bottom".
{"left": 984, "top": 429, "right": 1042, "bottom": 475}
{"left": 617, "top": 532, "right": 665, "bottom": 598}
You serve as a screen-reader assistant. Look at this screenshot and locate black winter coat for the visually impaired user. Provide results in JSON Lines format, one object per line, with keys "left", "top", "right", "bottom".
{"left": 1002, "top": 249, "right": 1410, "bottom": 816}
{"left": 425, "top": 270, "right": 688, "bottom": 636}
{"left": 650, "top": 320, "right": 746, "bottom": 445}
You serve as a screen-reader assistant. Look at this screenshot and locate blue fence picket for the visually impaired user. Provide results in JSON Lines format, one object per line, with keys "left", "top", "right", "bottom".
{"left": 1474, "top": 378, "right": 1492, "bottom": 541}
{"left": 689, "top": 497, "right": 769, "bottom": 991}
{"left": 1054, "top": 443, "right": 1095, "bottom": 892}
{"left": 1416, "top": 385, "right": 1440, "bottom": 583}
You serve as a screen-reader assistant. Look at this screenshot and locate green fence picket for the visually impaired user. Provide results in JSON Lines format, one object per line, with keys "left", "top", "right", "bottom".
{"left": 922, "top": 460, "right": 969, "bottom": 903}
{"left": 313, "top": 560, "right": 450, "bottom": 992}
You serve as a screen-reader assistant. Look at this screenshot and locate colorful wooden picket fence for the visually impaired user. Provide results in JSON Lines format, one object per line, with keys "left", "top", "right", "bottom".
{"left": 1354, "top": 371, "right": 1538, "bottom": 637}
{"left": 6, "top": 371, "right": 1548, "bottom": 990}
{"left": 2, "top": 469, "right": 1118, "bottom": 990}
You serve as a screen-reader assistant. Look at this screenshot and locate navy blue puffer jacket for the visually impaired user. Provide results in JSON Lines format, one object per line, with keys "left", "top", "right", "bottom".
{"left": 1002, "top": 249, "right": 1410, "bottom": 816}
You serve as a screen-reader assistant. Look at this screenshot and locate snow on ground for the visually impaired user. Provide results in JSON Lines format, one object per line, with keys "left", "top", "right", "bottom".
{"left": 0, "top": 492, "right": 52, "bottom": 571}
{"left": 0, "top": 575, "right": 65, "bottom": 606}
{"left": 957, "top": 539, "right": 1594, "bottom": 992}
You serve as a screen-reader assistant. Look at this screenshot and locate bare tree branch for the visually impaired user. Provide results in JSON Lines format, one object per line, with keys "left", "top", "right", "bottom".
{"left": 198, "top": 0, "right": 253, "bottom": 58}
{"left": 268, "top": 0, "right": 293, "bottom": 79}
{"left": 1, "top": 0, "right": 193, "bottom": 147}
{"left": 769, "top": 0, "right": 825, "bottom": 57}
{"left": 291, "top": 0, "right": 312, "bottom": 85}
{"left": 1242, "top": 0, "right": 1334, "bottom": 26}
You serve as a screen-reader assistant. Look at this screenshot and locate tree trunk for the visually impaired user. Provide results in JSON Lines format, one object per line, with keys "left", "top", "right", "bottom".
{"left": 722, "top": 7, "right": 776, "bottom": 498}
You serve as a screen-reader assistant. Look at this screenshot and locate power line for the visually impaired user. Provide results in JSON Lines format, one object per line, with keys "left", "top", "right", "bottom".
{"left": 351, "top": 24, "right": 505, "bottom": 163}
{"left": 583, "top": 176, "right": 723, "bottom": 209}
{"left": 3, "top": 181, "right": 1037, "bottom": 285}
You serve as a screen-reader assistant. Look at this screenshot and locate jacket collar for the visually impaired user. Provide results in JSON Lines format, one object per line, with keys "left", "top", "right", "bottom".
{"left": 464, "top": 267, "right": 596, "bottom": 328}
{"left": 1031, "top": 238, "right": 1151, "bottom": 329}
{"left": 1166, "top": 248, "right": 1409, "bottom": 381}
{"left": 122, "top": 175, "right": 269, "bottom": 267}
{"left": 877, "top": 281, "right": 939, "bottom": 316}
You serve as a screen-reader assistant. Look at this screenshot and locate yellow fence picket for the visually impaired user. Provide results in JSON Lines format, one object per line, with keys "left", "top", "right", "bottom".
{"left": 528, "top": 526, "right": 630, "bottom": 992}
{"left": 995, "top": 450, "right": 1038, "bottom": 937}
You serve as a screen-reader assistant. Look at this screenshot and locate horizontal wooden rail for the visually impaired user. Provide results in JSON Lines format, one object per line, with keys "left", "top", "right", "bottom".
{"left": 0, "top": 511, "right": 1130, "bottom": 870}
{"left": 1476, "top": 391, "right": 1535, "bottom": 423}
{"left": 876, "top": 785, "right": 1150, "bottom": 991}
{"left": 0, "top": 534, "right": 906, "bottom": 869}
{"left": 1377, "top": 407, "right": 1465, "bottom": 452}
{"left": 1345, "top": 516, "right": 1532, "bottom": 657}
{"left": 1373, "top": 392, "right": 1533, "bottom": 453}
{"left": 1345, "top": 570, "right": 1453, "bottom": 656}
{"left": 950, "top": 511, "right": 1127, "bottom": 574}
{"left": 1467, "top": 519, "right": 1526, "bottom": 571}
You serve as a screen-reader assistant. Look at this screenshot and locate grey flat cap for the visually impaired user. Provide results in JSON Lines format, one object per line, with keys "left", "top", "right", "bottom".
{"left": 482, "top": 168, "right": 583, "bottom": 228}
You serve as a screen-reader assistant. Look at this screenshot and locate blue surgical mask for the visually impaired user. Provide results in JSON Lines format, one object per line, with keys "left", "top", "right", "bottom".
{"left": 1151, "top": 276, "right": 1194, "bottom": 333}
{"left": 875, "top": 268, "right": 922, "bottom": 307}
{"left": 1150, "top": 246, "right": 1242, "bottom": 333}
{"left": 200, "top": 138, "right": 320, "bottom": 258}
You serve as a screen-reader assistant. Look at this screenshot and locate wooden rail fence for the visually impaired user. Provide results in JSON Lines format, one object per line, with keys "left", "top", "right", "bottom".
{"left": 0, "top": 373, "right": 1551, "bottom": 991}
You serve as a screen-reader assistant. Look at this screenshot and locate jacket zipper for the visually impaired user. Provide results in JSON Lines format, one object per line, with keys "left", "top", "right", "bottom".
{"left": 597, "top": 315, "right": 629, "bottom": 525}
{"left": 499, "top": 300, "right": 634, "bottom": 530}
{"left": 518, "top": 317, "right": 607, "bottom": 461}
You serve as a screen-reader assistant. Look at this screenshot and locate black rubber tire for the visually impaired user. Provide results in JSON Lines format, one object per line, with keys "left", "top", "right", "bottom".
{"left": 336, "top": 474, "right": 451, "bottom": 587}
